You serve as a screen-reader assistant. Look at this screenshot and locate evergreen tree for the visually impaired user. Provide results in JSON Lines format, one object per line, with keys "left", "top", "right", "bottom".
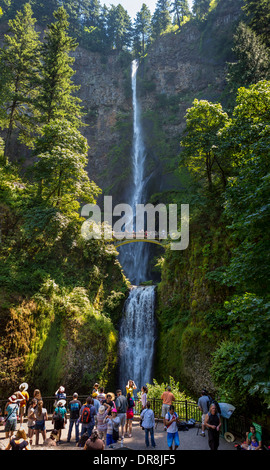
{"left": 37, "top": 6, "right": 83, "bottom": 128}
{"left": 80, "top": 0, "right": 109, "bottom": 53}
{"left": 227, "top": 22, "right": 270, "bottom": 95}
{"left": 0, "top": 3, "right": 41, "bottom": 163}
{"left": 107, "top": 4, "right": 133, "bottom": 51}
{"left": 243, "top": 0, "right": 270, "bottom": 47}
{"left": 32, "top": 0, "right": 59, "bottom": 27}
{"left": 171, "top": 0, "right": 190, "bottom": 29}
{"left": 192, "top": 0, "right": 211, "bottom": 20}
{"left": 151, "top": 0, "right": 172, "bottom": 39}
{"left": 133, "top": 3, "right": 152, "bottom": 58}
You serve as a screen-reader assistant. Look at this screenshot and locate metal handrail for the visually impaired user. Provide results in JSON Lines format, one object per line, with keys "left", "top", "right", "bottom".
{"left": 0, "top": 396, "right": 200, "bottom": 421}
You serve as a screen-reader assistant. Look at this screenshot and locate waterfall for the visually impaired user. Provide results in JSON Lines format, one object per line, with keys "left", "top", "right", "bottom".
{"left": 118, "top": 60, "right": 156, "bottom": 392}
{"left": 119, "top": 286, "right": 156, "bottom": 394}
{"left": 118, "top": 59, "right": 148, "bottom": 286}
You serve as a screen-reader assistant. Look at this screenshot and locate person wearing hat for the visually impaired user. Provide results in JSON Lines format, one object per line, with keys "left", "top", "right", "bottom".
{"left": 92, "top": 383, "right": 99, "bottom": 397}
{"left": 105, "top": 408, "right": 120, "bottom": 448}
{"left": 52, "top": 399, "right": 67, "bottom": 444}
{"left": 4, "top": 395, "right": 20, "bottom": 439}
{"left": 96, "top": 405, "right": 109, "bottom": 442}
{"left": 103, "top": 392, "right": 116, "bottom": 415}
{"left": 18, "top": 383, "right": 29, "bottom": 425}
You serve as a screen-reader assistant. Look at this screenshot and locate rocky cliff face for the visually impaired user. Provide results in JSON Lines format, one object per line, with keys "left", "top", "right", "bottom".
{"left": 72, "top": 49, "right": 133, "bottom": 204}
{"left": 136, "top": 0, "right": 243, "bottom": 200}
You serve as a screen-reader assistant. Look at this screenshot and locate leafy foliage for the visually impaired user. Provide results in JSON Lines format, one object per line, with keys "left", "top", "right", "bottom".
{"left": 211, "top": 294, "right": 270, "bottom": 407}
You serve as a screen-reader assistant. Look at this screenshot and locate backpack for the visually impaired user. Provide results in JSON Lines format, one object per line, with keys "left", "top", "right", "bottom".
{"left": 177, "top": 421, "right": 189, "bottom": 431}
{"left": 207, "top": 396, "right": 221, "bottom": 414}
{"left": 53, "top": 407, "right": 64, "bottom": 423}
{"left": 81, "top": 405, "right": 91, "bottom": 424}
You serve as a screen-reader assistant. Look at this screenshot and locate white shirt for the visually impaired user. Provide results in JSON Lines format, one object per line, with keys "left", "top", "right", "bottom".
{"left": 141, "top": 393, "right": 147, "bottom": 407}
{"left": 165, "top": 412, "right": 178, "bottom": 433}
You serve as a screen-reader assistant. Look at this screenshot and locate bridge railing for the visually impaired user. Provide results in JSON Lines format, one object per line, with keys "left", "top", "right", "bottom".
{"left": 0, "top": 396, "right": 200, "bottom": 422}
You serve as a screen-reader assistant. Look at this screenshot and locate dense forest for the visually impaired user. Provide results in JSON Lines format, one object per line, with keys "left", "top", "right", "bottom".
{"left": 0, "top": 0, "right": 269, "bottom": 428}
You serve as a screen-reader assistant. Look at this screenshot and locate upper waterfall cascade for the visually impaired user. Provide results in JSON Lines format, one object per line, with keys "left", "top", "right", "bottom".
{"left": 118, "top": 59, "right": 149, "bottom": 286}
{"left": 118, "top": 60, "right": 156, "bottom": 392}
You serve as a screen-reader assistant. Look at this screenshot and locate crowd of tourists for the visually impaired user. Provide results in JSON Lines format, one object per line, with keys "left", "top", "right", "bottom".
{"left": 0, "top": 382, "right": 262, "bottom": 451}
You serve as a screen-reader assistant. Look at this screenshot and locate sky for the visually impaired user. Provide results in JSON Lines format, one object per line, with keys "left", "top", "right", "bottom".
{"left": 102, "top": 0, "right": 194, "bottom": 21}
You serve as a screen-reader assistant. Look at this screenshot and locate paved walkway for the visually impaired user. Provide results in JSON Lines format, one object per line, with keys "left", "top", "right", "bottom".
{"left": 0, "top": 419, "right": 236, "bottom": 451}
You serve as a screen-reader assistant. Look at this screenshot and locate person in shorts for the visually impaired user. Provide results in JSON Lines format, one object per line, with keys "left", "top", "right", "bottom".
{"left": 115, "top": 389, "right": 128, "bottom": 439}
{"left": 4, "top": 395, "right": 19, "bottom": 439}
{"left": 165, "top": 405, "right": 180, "bottom": 450}
{"left": 27, "top": 398, "right": 37, "bottom": 445}
{"left": 161, "top": 386, "right": 175, "bottom": 431}
{"left": 197, "top": 389, "right": 210, "bottom": 436}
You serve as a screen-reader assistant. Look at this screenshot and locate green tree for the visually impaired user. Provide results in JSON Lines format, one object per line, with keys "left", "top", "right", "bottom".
{"left": 0, "top": 3, "right": 41, "bottom": 162}
{"left": 220, "top": 81, "right": 270, "bottom": 293}
{"left": 37, "top": 6, "right": 83, "bottom": 128}
{"left": 243, "top": 0, "right": 270, "bottom": 47}
{"left": 211, "top": 294, "right": 270, "bottom": 408}
{"left": 151, "top": 0, "right": 172, "bottom": 39}
{"left": 192, "top": 0, "right": 211, "bottom": 20}
{"left": 171, "top": 0, "right": 190, "bottom": 29}
{"left": 32, "top": 0, "right": 59, "bottom": 27}
{"left": 180, "top": 99, "right": 230, "bottom": 191}
{"left": 31, "top": 119, "right": 100, "bottom": 214}
{"left": 107, "top": 4, "right": 133, "bottom": 51}
{"left": 227, "top": 22, "right": 270, "bottom": 95}
{"left": 133, "top": 3, "right": 152, "bottom": 58}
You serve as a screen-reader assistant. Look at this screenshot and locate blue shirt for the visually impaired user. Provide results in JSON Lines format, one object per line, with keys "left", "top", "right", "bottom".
{"left": 54, "top": 406, "right": 66, "bottom": 418}
{"left": 6, "top": 403, "right": 19, "bottom": 421}
{"left": 141, "top": 408, "right": 155, "bottom": 429}
{"left": 68, "top": 400, "right": 82, "bottom": 420}
{"left": 80, "top": 405, "right": 96, "bottom": 428}
{"left": 93, "top": 399, "right": 100, "bottom": 414}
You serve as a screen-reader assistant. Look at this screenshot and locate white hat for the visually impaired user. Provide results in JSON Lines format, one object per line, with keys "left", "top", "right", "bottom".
{"left": 19, "top": 382, "right": 28, "bottom": 391}
{"left": 57, "top": 400, "right": 66, "bottom": 407}
{"left": 99, "top": 405, "right": 105, "bottom": 414}
{"left": 8, "top": 395, "right": 17, "bottom": 403}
